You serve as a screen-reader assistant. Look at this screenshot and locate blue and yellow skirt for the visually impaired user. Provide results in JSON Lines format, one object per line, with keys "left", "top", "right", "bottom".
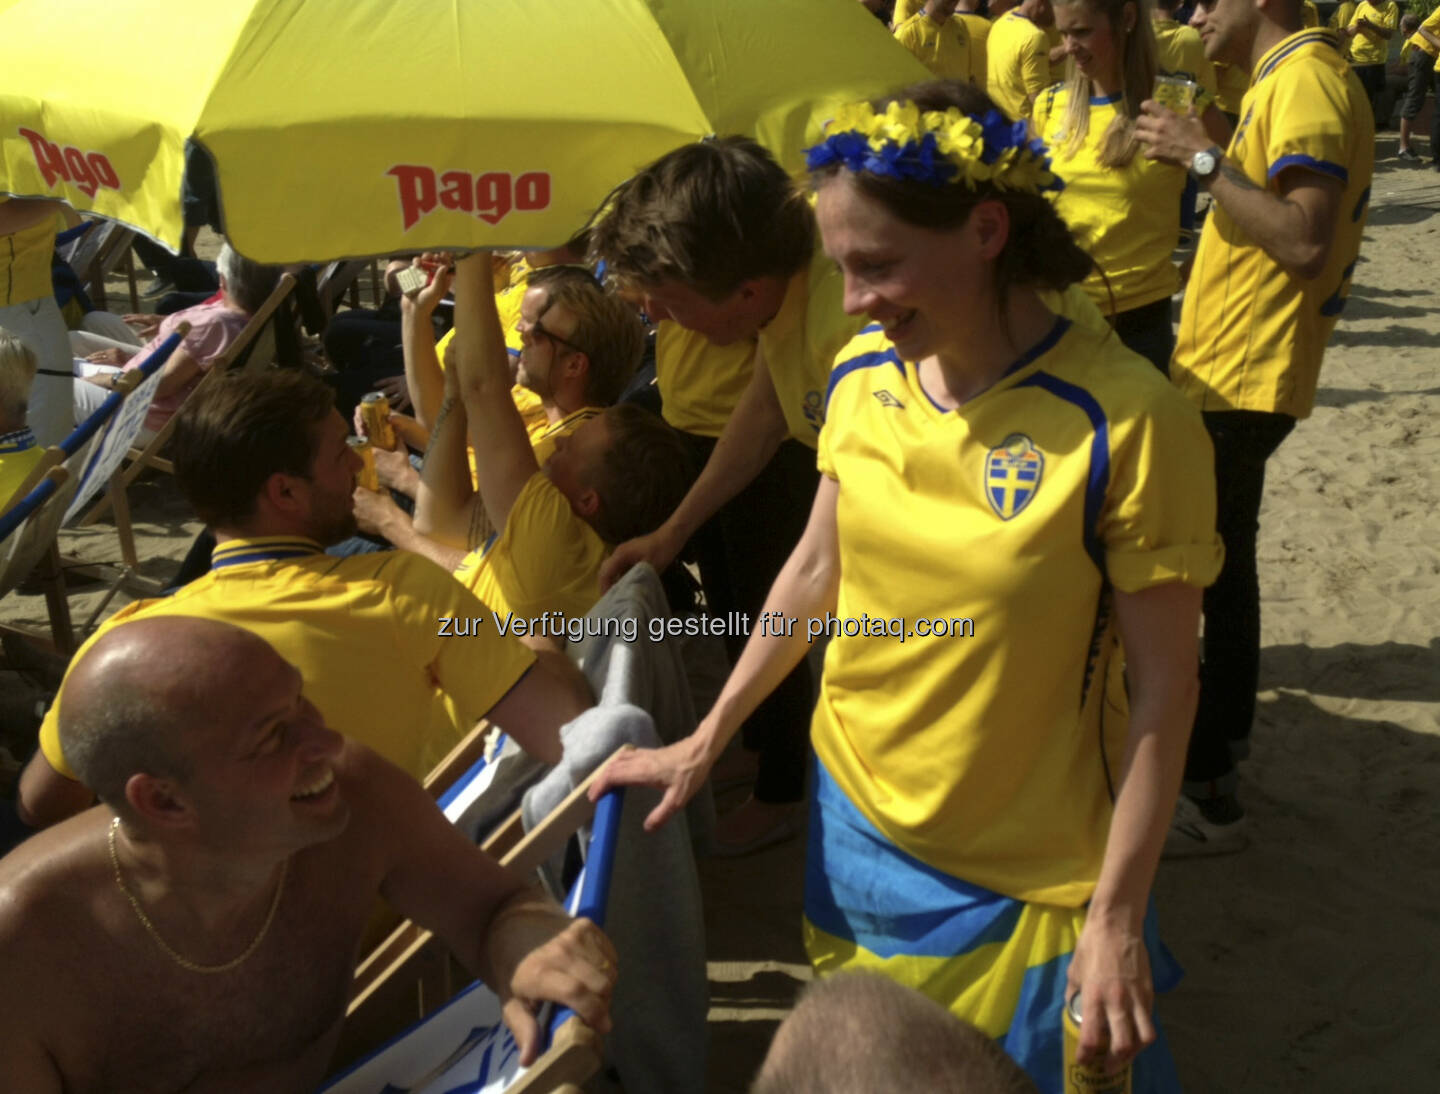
{"left": 803, "top": 759, "right": 1183, "bottom": 1094}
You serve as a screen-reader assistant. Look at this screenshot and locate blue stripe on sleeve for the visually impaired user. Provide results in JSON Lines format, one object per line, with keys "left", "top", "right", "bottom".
{"left": 1268, "top": 154, "right": 1348, "bottom": 183}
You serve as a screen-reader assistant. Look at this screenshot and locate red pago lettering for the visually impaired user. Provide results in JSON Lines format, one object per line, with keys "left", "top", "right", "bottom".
{"left": 387, "top": 164, "right": 551, "bottom": 231}
{"left": 19, "top": 128, "right": 120, "bottom": 198}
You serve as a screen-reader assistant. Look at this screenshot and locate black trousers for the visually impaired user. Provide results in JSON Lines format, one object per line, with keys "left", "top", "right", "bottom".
{"left": 1111, "top": 297, "right": 1175, "bottom": 376}
{"left": 678, "top": 432, "right": 818, "bottom": 803}
{"left": 1184, "top": 409, "right": 1296, "bottom": 792}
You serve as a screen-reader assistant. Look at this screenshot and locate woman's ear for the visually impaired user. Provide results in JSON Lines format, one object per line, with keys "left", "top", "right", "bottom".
{"left": 970, "top": 199, "right": 1011, "bottom": 262}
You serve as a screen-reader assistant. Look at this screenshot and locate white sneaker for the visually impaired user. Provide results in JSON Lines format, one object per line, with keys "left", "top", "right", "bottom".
{"left": 1163, "top": 795, "right": 1248, "bottom": 859}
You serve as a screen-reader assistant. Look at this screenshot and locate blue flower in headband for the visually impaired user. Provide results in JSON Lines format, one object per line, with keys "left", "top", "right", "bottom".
{"left": 806, "top": 100, "right": 1064, "bottom": 195}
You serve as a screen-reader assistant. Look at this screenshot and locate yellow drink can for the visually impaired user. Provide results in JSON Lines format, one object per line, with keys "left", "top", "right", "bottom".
{"left": 348, "top": 436, "right": 378, "bottom": 492}
{"left": 1062, "top": 993, "right": 1131, "bottom": 1094}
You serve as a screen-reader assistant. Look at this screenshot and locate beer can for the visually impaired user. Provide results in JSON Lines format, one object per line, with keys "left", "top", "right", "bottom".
{"left": 1152, "top": 74, "right": 1198, "bottom": 114}
{"left": 360, "top": 391, "right": 396, "bottom": 450}
{"left": 348, "top": 437, "right": 379, "bottom": 492}
{"left": 1062, "top": 993, "right": 1131, "bottom": 1094}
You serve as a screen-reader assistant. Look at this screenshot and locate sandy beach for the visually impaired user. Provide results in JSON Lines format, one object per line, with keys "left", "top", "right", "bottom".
{"left": 1, "top": 135, "right": 1436, "bottom": 1093}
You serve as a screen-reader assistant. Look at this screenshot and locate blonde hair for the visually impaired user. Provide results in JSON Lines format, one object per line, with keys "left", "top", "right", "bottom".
{"left": 0, "top": 328, "right": 38, "bottom": 424}
{"left": 1052, "top": 0, "right": 1158, "bottom": 168}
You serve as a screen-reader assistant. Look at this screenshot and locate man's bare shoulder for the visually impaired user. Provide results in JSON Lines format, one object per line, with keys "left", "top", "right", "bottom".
{"left": 0, "top": 808, "right": 111, "bottom": 949}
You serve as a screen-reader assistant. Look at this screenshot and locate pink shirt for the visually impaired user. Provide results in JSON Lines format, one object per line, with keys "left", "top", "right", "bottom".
{"left": 124, "top": 299, "right": 249, "bottom": 431}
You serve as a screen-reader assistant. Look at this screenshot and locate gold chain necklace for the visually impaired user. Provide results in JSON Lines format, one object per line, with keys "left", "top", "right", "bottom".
{"left": 108, "top": 817, "right": 288, "bottom": 975}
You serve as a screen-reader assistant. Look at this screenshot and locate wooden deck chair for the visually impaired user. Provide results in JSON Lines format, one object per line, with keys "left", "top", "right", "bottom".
{"left": 57, "top": 219, "right": 140, "bottom": 314}
{"left": 324, "top": 788, "right": 624, "bottom": 1094}
{"left": 343, "top": 748, "right": 629, "bottom": 1057}
{"left": 76, "top": 273, "right": 296, "bottom": 565}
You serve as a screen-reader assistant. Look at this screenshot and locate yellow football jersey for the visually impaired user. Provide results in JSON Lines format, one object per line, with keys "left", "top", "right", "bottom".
{"left": 654, "top": 321, "right": 756, "bottom": 437}
{"left": 892, "top": 0, "right": 923, "bottom": 25}
{"left": 39, "top": 538, "right": 535, "bottom": 781}
{"left": 530, "top": 405, "right": 603, "bottom": 468}
{"left": 453, "top": 471, "right": 608, "bottom": 623}
{"left": 0, "top": 198, "right": 61, "bottom": 306}
{"left": 987, "top": 10, "right": 1052, "bottom": 120}
{"left": 1407, "top": 7, "right": 1440, "bottom": 58}
{"left": 894, "top": 12, "right": 972, "bottom": 82}
{"left": 759, "top": 249, "right": 867, "bottom": 450}
{"left": 0, "top": 429, "right": 43, "bottom": 513}
{"left": 811, "top": 318, "right": 1222, "bottom": 904}
{"left": 1172, "top": 30, "right": 1374, "bottom": 419}
{"left": 957, "top": 14, "right": 991, "bottom": 89}
{"left": 1212, "top": 60, "right": 1251, "bottom": 114}
{"left": 1033, "top": 86, "right": 1185, "bottom": 315}
{"left": 1347, "top": 0, "right": 1398, "bottom": 64}
{"left": 1152, "top": 18, "right": 1219, "bottom": 107}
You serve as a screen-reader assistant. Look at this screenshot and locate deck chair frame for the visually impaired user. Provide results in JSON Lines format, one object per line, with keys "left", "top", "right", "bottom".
{"left": 76, "top": 273, "right": 297, "bottom": 567}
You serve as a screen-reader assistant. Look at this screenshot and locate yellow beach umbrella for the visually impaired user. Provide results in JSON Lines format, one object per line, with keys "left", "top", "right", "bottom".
{"left": 0, "top": 0, "right": 928, "bottom": 263}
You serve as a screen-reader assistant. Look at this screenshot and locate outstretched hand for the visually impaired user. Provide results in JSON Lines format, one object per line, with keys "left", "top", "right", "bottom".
{"left": 588, "top": 736, "right": 713, "bottom": 831}
{"left": 1065, "top": 915, "right": 1156, "bottom": 1074}
{"left": 598, "top": 526, "right": 681, "bottom": 591}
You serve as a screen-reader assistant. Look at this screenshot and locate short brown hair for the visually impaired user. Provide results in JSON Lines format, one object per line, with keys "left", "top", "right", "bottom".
{"left": 585, "top": 403, "right": 695, "bottom": 545}
{"left": 588, "top": 137, "right": 816, "bottom": 300}
{"left": 171, "top": 369, "right": 336, "bottom": 528}
{"left": 752, "top": 972, "right": 1039, "bottom": 1094}
{"left": 528, "top": 266, "right": 644, "bottom": 406}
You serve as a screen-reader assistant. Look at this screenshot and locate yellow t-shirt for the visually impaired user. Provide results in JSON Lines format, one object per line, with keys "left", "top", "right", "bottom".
{"left": 987, "top": 10, "right": 1052, "bottom": 120}
{"left": 1407, "top": 8, "right": 1440, "bottom": 58}
{"left": 894, "top": 12, "right": 972, "bottom": 82}
{"left": 1347, "top": 0, "right": 1399, "bottom": 65}
{"left": 39, "top": 537, "right": 536, "bottom": 782}
{"left": 759, "top": 250, "right": 867, "bottom": 450}
{"left": 812, "top": 318, "right": 1222, "bottom": 904}
{"left": 453, "top": 472, "right": 608, "bottom": 623}
{"left": 0, "top": 428, "right": 44, "bottom": 512}
{"left": 0, "top": 198, "right": 61, "bottom": 307}
{"left": 1033, "top": 86, "right": 1185, "bottom": 315}
{"left": 1152, "top": 18, "right": 1219, "bottom": 107}
{"left": 957, "top": 13, "right": 991, "bottom": 89}
{"left": 1212, "top": 60, "right": 1251, "bottom": 114}
{"left": 654, "top": 321, "right": 756, "bottom": 437}
{"left": 530, "top": 405, "right": 603, "bottom": 468}
{"left": 892, "top": 0, "right": 923, "bottom": 25}
{"left": 1172, "top": 30, "right": 1373, "bottom": 419}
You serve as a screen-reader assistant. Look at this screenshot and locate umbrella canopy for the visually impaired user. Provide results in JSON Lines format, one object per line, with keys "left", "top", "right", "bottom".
{"left": 1, "top": 0, "right": 928, "bottom": 262}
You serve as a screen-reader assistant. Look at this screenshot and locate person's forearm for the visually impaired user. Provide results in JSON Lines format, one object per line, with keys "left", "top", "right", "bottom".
{"left": 1205, "top": 161, "right": 1331, "bottom": 278}
{"left": 1359, "top": 17, "right": 1394, "bottom": 40}
{"left": 16, "top": 751, "right": 94, "bottom": 829}
{"left": 1087, "top": 676, "right": 1195, "bottom": 929}
{"left": 661, "top": 361, "right": 788, "bottom": 548}
{"left": 691, "top": 515, "right": 838, "bottom": 765}
{"left": 1420, "top": 27, "right": 1440, "bottom": 50}
{"left": 400, "top": 299, "right": 446, "bottom": 430}
{"left": 414, "top": 391, "right": 478, "bottom": 549}
{"left": 377, "top": 506, "right": 466, "bottom": 571}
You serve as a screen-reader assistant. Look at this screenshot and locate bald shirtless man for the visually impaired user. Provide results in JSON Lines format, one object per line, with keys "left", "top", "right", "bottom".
{"left": 0, "top": 618, "right": 616, "bottom": 1094}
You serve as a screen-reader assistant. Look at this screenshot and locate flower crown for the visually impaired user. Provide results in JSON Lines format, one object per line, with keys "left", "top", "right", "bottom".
{"left": 804, "top": 100, "right": 1063, "bottom": 195}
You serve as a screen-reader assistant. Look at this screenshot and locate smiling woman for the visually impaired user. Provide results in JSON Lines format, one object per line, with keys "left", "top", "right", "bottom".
{"left": 591, "top": 78, "right": 1223, "bottom": 1092}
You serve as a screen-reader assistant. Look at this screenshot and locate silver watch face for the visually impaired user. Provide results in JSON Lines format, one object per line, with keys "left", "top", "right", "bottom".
{"left": 1192, "top": 149, "right": 1217, "bottom": 176}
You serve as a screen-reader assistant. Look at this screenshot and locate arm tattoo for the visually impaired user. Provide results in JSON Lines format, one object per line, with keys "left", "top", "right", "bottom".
{"left": 426, "top": 395, "right": 456, "bottom": 460}
{"left": 1219, "top": 162, "right": 1262, "bottom": 193}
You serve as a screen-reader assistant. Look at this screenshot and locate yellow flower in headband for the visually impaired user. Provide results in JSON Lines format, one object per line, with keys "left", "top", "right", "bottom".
{"left": 805, "top": 99, "right": 1064, "bottom": 196}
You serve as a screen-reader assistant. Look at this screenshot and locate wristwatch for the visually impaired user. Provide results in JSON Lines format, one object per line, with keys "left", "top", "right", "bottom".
{"left": 1188, "top": 145, "right": 1224, "bottom": 184}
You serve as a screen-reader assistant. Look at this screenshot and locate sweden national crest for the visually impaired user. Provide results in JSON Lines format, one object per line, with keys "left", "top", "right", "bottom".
{"left": 985, "top": 433, "right": 1043, "bottom": 519}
